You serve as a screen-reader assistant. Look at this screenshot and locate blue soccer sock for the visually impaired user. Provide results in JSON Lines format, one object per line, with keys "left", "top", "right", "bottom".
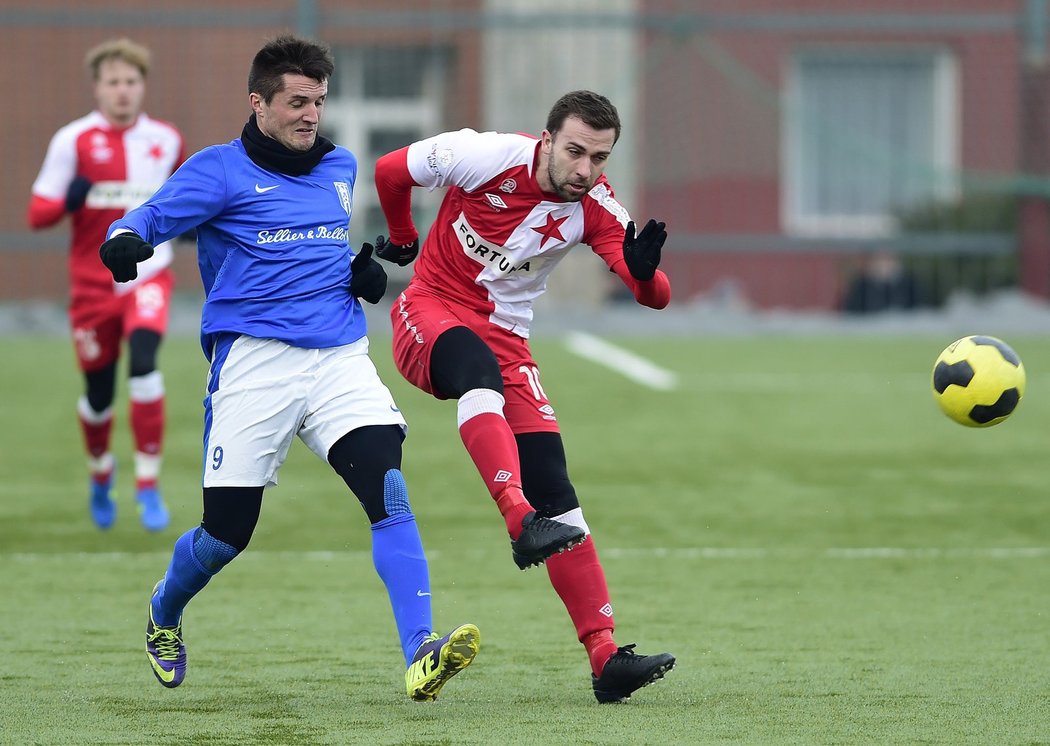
{"left": 151, "top": 527, "right": 238, "bottom": 626}
{"left": 371, "top": 470, "right": 432, "bottom": 666}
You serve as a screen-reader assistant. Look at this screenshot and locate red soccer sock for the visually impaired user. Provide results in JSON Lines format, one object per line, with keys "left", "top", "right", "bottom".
{"left": 545, "top": 536, "right": 619, "bottom": 676}
{"left": 457, "top": 394, "right": 533, "bottom": 538}
{"left": 77, "top": 397, "right": 113, "bottom": 462}
{"left": 130, "top": 396, "right": 164, "bottom": 457}
{"left": 584, "top": 629, "right": 618, "bottom": 678}
{"left": 495, "top": 488, "right": 533, "bottom": 540}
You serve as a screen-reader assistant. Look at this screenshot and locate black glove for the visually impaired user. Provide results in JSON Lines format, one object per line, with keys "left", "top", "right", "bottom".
{"left": 622, "top": 219, "right": 667, "bottom": 281}
{"left": 373, "top": 235, "right": 419, "bottom": 267}
{"left": 349, "top": 242, "right": 388, "bottom": 304}
{"left": 99, "top": 233, "right": 154, "bottom": 283}
{"left": 65, "top": 176, "right": 93, "bottom": 212}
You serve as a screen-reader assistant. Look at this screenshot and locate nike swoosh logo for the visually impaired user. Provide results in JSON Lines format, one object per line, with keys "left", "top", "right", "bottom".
{"left": 147, "top": 654, "right": 176, "bottom": 683}
{"left": 255, "top": 184, "right": 279, "bottom": 193}
{"left": 417, "top": 590, "right": 431, "bottom": 597}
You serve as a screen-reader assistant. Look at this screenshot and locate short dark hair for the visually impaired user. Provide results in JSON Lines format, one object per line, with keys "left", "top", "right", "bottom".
{"left": 545, "top": 90, "right": 621, "bottom": 143}
{"left": 248, "top": 34, "right": 335, "bottom": 104}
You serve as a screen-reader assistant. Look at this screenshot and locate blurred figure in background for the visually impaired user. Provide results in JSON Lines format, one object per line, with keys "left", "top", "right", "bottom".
{"left": 373, "top": 89, "right": 676, "bottom": 703}
{"left": 27, "top": 38, "right": 185, "bottom": 532}
{"left": 842, "top": 249, "right": 929, "bottom": 314}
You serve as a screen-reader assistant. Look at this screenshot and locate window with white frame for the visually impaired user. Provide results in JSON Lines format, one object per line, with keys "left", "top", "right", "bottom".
{"left": 783, "top": 47, "right": 959, "bottom": 238}
{"left": 323, "top": 45, "right": 451, "bottom": 255}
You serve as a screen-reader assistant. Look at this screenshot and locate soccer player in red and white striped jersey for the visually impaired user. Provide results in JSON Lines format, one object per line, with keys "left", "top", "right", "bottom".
{"left": 27, "top": 38, "right": 185, "bottom": 532}
{"left": 374, "top": 90, "right": 676, "bottom": 702}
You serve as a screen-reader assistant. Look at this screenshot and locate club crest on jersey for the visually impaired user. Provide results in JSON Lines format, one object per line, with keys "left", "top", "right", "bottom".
{"left": 453, "top": 214, "right": 532, "bottom": 276}
{"left": 426, "top": 144, "right": 455, "bottom": 176}
{"left": 499, "top": 178, "right": 517, "bottom": 193}
{"left": 333, "top": 181, "right": 352, "bottom": 216}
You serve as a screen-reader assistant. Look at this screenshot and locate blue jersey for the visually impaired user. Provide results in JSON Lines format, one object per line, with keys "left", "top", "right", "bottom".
{"left": 111, "top": 138, "right": 365, "bottom": 358}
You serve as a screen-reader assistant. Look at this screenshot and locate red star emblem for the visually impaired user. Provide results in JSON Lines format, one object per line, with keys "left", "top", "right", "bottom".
{"left": 148, "top": 144, "right": 164, "bottom": 160}
{"left": 531, "top": 212, "right": 568, "bottom": 248}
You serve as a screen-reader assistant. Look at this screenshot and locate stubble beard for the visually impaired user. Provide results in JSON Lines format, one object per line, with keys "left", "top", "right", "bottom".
{"left": 548, "top": 161, "right": 586, "bottom": 203}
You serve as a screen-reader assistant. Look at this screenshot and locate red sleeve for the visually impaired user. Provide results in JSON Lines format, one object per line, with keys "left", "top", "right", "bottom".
{"left": 374, "top": 147, "right": 422, "bottom": 245}
{"left": 174, "top": 140, "right": 187, "bottom": 172}
{"left": 595, "top": 242, "right": 672, "bottom": 309}
{"left": 26, "top": 194, "right": 66, "bottom": 230}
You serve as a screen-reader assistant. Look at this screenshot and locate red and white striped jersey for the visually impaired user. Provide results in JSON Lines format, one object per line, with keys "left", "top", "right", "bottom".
{"left": 375, "top": 128, "right": 670, "bottom": 338}
{"left": 29, "top": 111, "right": 185, "bottom": 297}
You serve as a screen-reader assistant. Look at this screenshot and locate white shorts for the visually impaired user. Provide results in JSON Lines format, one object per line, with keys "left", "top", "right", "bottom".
{"left": 202, "top": 335, "right": 407, "bottom": 488}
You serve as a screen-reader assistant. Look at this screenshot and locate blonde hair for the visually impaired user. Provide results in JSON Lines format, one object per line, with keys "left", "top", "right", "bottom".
{"left": 85, "top": 38, "right": 151, "bottom": 80}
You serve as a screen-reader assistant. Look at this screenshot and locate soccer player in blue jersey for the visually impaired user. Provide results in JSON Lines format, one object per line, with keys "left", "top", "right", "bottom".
{"left": 96, "top": 35, "right": 480, "bottom": 700}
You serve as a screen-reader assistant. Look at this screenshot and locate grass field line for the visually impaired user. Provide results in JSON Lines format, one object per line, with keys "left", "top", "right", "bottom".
{"left": 563, "top": 331, "right": 678, "bottom": 390}
{"left": 5, "top": 545, "right": 1049, "bottom": 563}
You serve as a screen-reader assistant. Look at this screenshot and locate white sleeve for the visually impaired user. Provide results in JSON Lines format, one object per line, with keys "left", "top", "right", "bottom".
{"left": 31, "top": 125, "right": 78, "bottom": 200}
{"left": 404, "top": 128, "right": 534, "bottom": 193}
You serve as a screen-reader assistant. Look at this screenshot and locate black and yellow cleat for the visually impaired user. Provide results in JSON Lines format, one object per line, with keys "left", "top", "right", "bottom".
{"left": 146, "top": 581, "right": 186, "bottom": 688}
{"left": 405, "top": 623, "right": 480, "bottom": 701}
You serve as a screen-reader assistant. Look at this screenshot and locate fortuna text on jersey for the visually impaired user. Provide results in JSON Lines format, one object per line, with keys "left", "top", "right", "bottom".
{"left": 454, "top": 213, "right": 536, "bottom": 277}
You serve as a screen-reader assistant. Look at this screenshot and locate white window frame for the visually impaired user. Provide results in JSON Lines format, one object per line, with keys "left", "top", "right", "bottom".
{"left": 323, "top": 47, "right": 448, "bottom": 250}
{"left": 782, "top": 45, "right": 959, "bottom": 238}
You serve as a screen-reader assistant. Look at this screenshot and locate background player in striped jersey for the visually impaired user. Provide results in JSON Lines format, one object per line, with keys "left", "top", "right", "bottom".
{"left": 373, "top": 90, "right": 676, "bottom": 703}
{"left": 27, "top": 38, "right": 185, "bottom": 532}
{"left": 96, "top": 34, "right": 479, "bottom": 701}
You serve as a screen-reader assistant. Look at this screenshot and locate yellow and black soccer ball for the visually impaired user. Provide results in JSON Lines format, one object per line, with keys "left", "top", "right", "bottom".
{"left": 931, "top": 335, "right": 1025, "bottom": 427}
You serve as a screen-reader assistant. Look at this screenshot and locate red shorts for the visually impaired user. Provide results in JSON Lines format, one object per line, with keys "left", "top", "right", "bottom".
{"left": 390, "top": 286, "right": 560, "bottom": 434}
{"left": 68, "top": 269, "right": 175, "bottom": 373}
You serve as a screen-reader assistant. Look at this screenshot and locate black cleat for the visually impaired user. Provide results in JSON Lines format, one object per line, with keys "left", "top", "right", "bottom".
{"left": 510, "top": 511, "right": 586, "bottom": 570}
{"left": 591, "top": 644, "right": 675, "bottom": 703}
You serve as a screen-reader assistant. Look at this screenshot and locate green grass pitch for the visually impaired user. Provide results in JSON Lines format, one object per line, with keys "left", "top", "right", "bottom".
{"left": 2, "top": 332, "right": 1048, "bottom": 744}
